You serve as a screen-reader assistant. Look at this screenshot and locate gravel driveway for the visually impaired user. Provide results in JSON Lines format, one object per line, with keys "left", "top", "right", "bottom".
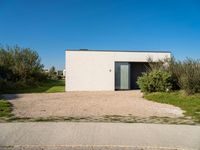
{"left": 3, "top": 91, "right": 183, "bottom": 118}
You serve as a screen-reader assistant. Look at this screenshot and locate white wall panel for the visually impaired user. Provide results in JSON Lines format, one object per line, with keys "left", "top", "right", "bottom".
{"left": 65, "top": 50, "right": 171, "bottom": 91}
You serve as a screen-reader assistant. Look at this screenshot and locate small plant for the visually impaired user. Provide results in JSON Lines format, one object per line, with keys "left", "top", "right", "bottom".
{"left": 137, "top": 70, "right": 172, "bottom": 93}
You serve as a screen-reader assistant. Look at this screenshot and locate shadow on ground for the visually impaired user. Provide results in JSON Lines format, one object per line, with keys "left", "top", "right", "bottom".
{"left": 2, "top": 94, "right": 20, "bottom": 101}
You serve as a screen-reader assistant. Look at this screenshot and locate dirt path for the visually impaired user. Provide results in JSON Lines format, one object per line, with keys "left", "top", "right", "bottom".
{"left": 3, "top": 91, "right": 183, "bottom": 118}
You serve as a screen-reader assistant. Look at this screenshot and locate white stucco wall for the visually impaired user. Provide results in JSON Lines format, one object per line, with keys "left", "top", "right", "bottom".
{"left": 65, "top": 50, "right": 171, "bottom": 91}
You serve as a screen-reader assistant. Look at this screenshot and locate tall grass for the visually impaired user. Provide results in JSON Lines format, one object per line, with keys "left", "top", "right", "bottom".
{"left": 169, "top": 58, "right": 200, "bottom": 95}
{"left": 145, "top": 57, "right": 200, "bottom": 95}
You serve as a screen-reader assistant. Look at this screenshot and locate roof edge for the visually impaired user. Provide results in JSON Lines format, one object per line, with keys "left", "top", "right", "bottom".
{"left": 66, "top": 49, "right": 171, "bottom": 53}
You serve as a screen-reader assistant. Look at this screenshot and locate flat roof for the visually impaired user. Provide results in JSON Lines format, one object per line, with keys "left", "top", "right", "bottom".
{"left": 66, "top": 49, "right": 171, "bottom": 53}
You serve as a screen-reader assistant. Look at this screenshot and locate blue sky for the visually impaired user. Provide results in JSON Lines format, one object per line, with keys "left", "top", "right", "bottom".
{"left": 0, "top": 0, "right": 200, "bottom": 69}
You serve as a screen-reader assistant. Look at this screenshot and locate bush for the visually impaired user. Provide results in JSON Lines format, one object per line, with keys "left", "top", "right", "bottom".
{"left": 169, "top": 58, "right": 200, "bottom": 95}
{"left": 136, "top": 57, "right": 200, "bottom": 94}
{"left": 57, "top": 75, "right": 63, "bottom": 80}
{"left": 137, "top": 70, "right": 173, "bottom": 93}
{"left": 0, "top": 45, "right": 47, "bottom": 91}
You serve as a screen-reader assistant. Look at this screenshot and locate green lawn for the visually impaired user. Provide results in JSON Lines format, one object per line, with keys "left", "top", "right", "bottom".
{"left": 0, "top": 100, "right": 13, "bottom": 118}
{"left": 145, "top": 91, "right": 200, "bottom": 123}
{"left": 0, "top": 80, "right": 65, "bottom": 94}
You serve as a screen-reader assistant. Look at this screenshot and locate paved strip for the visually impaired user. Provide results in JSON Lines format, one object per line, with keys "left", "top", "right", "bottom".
{"left": 0, "top": 122, "right": 200, "bottom": 150}
{"left": 0, "top": 145, "right": 188, "bottom": 150}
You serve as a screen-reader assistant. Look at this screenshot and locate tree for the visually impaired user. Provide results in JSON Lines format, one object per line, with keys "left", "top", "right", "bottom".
{"left": 48, "top": 66, "right": 57, "bottom": 79}
{"left": 0, "top": 45, "right": 46, "bottom": 89}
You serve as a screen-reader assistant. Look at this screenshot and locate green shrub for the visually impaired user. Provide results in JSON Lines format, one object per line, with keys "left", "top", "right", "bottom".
{"left": 145, "top": 57, "right": 200, "bottom": 95}
{"left": 169, "top": 58, "right": 200, "bottom": 95}
{"left": 0, "top": 45, "right": 47, "bottom": 91}
{"left": 137, "top": 70, "right": 172, "bottom": 93}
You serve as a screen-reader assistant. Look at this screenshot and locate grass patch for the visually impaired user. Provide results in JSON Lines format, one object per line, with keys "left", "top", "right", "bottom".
{"left": 0, "top": 100, "right": 13, "bottom": 118}
{"left": 145, "top": 91, "right": 200, "bottom": 123}
{"left": 0, "top": 80, "right": 65, "bottom": 94}
{"left": 4, "top": 115, "right": 195, "bottom": 125}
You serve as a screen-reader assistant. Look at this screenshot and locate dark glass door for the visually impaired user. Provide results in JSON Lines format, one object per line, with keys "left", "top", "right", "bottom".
{"left": 115, "top": 62, "right": 130, "bottom": 90}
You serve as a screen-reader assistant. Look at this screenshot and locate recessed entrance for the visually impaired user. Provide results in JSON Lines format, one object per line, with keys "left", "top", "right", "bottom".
{"left": 115, "top": 62, "right": 149, "bottom": 90}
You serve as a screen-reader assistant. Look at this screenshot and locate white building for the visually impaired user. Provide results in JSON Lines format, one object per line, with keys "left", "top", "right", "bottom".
{"left": 63, "top": 69, "right": 66, "bottom": 77}
{"left": 65, "top": 49, "right": 171, "bottom": 91}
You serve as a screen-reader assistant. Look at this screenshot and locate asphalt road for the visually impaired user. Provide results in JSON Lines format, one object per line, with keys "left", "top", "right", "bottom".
{"left": 0, "top": 122, "right": 200, "bottom": 150}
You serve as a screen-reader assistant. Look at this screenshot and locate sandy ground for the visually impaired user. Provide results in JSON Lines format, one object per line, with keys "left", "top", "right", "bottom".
{"left": 3, "top": 91, "right": 184, "bottom": 118}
